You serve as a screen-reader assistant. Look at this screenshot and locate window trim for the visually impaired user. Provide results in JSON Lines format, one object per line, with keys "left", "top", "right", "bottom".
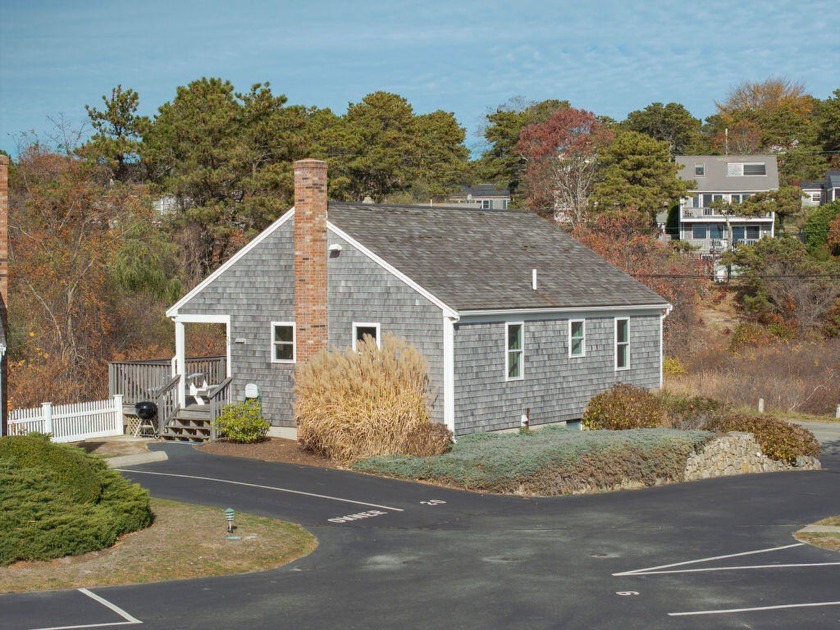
{"left": 615, "top": 317, "right": 630, "bottom": 371}
{"left": 505, "top": 321, "right": 525, "bottom": 381}
{"left": 352, "top": 321, "right": 381, "bottom": 351}
{"left": 270, "top": 321, "right": 296, "bottom": 364}
{"left": 568, "top": 319, "right": 586, "bottom": 358}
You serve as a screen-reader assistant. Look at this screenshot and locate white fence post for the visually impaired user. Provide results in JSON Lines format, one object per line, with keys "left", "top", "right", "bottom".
{"left": 42, "top": 402, "right": 53, "bottom": 435}
{"left": 114, "top": 394, "right": 124, "bottom": 434}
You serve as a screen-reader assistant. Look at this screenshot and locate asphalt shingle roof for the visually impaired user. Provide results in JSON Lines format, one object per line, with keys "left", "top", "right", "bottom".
{"left": 328, "top": 203, "right": 668, "bottom": 312}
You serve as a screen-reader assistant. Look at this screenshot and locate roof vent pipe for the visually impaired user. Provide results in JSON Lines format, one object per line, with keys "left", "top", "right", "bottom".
{"left": 532, "top": 268, "right": 538, "bottom": 291}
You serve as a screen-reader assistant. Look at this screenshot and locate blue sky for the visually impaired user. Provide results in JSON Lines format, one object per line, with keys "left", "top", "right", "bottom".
{"left": 1, "top": 0, "right": 837, "bottom": 157}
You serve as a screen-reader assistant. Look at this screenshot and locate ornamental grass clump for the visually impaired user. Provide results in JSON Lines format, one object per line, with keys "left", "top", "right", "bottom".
{"left": 295, "top": 333, "right": 452, "bottom": 464}
{"left": 582, "top": 383, "right": 666, "bottom": 430}
{"left": 703, "top": 414, "right": 820, "bottom": 464}
{"left": 0, "top": 434, "right": 152, "bottom": 566}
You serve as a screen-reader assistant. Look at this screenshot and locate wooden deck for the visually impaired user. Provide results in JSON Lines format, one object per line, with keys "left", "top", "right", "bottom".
{"left": 110, "top": 356, "right": 230, "bottom": 442}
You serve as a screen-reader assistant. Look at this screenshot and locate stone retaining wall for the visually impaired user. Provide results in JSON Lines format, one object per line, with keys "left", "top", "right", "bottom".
{"left": 684, "top": 431, "right": 821, "bottom": 481}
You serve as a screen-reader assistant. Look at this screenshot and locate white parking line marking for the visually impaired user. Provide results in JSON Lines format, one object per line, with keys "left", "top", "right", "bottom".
{"left": 28, "top": 588, "right": 141, "bottom": 630}
{"left": 626, "top": 561, "right": 840, "bottom": 576}
{"left": 613, "top": 543, "right": 804, "bottom": 576}
{"left": 118, "top": 469, "right": 404, "bottom": 512}
{"left": 669, "top": 600, "right": 840, "bottom": 617}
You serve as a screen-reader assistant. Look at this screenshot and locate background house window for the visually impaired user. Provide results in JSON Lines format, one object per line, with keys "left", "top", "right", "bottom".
{"left": 709, "top": 224, "right": 724, "bottom": 239}
{"left": 506, "top": 322, "right": 524, "bottom": 380}
{"left": 615, "top": 318, "right": 629, "bottom": 370}
{"left": 569, "top": 320, "right": 585, "bottom": 358}
{"left": 353, "top": 322, "right": 381, "bottom": 350}
{"left": 271, "top": 322, "right": 295, "bottom": 363}
{"left": 743, "top": 163, "right": 766, "bottom": 175}
{"left": 692, "top": 224, "right": 707, "bottom": 239}
{"left": 694, "top": 164, "right": 705, "bottom": 176}
{"left": 480, "top": 200, "right": 492, "bottom": 209}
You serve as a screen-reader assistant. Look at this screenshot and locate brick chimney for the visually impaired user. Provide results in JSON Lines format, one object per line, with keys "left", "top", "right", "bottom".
{"left": 293, "top": 159, "right": 328, "bottom": 363}
{"left": 0, "top": 155, "right": 8, "bottom": 435}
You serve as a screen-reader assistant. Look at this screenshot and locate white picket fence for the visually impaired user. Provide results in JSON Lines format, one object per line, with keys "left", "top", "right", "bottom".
{"left": 8, "top": 395, "right": 124, "bottom": 443}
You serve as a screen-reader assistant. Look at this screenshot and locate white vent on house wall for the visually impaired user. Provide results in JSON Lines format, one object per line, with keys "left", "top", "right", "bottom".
{"left": 532, "top": 268, "right": 538, "bottom": 290}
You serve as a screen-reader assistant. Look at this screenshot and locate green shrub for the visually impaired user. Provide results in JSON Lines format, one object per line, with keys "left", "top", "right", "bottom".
{"left": 582, "top": 383, "right": 666, "bottom": 430}
{"left": 728, "top": 322, "right": 772, "bottom": 352}
{"left": 295, "top": 333, "right": 451, "bottom": 464}
{"left": 702, "top": 414, "right": 820, "bottom": 464}
{"left": 0, "top": 433, "right": 103, "bottom": 503}
{"left": 213, "top": 399, "right": 270, "bottom": 443}
{"left": 0, "top": 435, "right": 152, "bottom": 566}
{"left": 662, "top": 357, "right": 687, "bottom": 376}
{"left": 658, "top": 391, "right": 727, "bottom": 430}
{"left": 354, "top": 427, "right": 713, "bottom": 495}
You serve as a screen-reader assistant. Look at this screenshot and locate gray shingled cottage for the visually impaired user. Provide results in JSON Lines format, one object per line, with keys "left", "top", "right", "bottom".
{"left": 166, "top": 159, "right": 670, "bottom": 436}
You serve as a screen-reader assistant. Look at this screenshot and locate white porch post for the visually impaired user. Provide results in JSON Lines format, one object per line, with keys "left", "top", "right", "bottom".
{"left": 175, "top": 320, "right": 186, "bottom": 407}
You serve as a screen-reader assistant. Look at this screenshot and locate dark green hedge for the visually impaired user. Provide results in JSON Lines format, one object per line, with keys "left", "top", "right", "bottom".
{"left": 0, "top": 435, "right": 152, "bottom": 566}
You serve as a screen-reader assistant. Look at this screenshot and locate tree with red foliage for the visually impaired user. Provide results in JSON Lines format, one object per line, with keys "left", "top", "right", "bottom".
{"left": 571, "top": 209, "right": 704, "bottom": 351}
{"left": 516, "top": 108, "right": 613, "bottom": 225}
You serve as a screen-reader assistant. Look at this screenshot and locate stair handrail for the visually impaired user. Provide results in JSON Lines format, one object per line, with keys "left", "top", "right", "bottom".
{"left": 154, "top": 374, "right": 182, "bottom": 437}
{"left": 207, "top": 377, "right": 233, "bottom": 440}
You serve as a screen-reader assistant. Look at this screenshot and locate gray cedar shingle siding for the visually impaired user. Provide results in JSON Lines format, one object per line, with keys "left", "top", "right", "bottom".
{"left": 327, "top": 231, "right": 445, "bottom": 422}
{"left": 453, "top": 314, "right": 661, "bottom": 434}
{"left": 177, "top": 218, "right": 297, "bottom": 425}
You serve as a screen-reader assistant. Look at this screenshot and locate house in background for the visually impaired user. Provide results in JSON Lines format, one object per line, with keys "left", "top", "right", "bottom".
{"left": 799, "top": 170, "right": 840, "bottom": 207}
{"left": 446, "top": 184, "right": 511, "bottom": 210}
{"left": 147, "top": 160, "right": 669, "bottom": 439}
{"left": 675, "top": 155, "right": 778, "bottom": 255}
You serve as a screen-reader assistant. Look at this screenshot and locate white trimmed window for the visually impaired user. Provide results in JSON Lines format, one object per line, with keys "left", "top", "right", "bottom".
{"left": 615, "top": 318, "right": 630, "bottom": 370}
{"left": 727, "top": 162, "right": 767, "bottom": 176}
{"left": 271, "top": 322, "right": 295, "bottom": 363}
{"left": 694, "top": 163, "right": 705, "bottom": 176}
{"left": 569, "top": 319, "right": 585, "bottom": 358}
{"left": 352, "top": 322, "right": 381, "bottom": 350}
{"left": 505, "top": 322, "right": 524, "bottom": 380}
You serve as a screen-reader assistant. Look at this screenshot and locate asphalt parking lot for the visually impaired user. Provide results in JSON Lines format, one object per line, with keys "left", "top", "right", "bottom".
{"left": 3, "top": 433, "right": 840, "bottom": 630}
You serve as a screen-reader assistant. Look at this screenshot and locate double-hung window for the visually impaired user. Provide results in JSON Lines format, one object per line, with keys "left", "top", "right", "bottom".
{"left": 506, "top": 322, "right": 524, "bottom": 380}
{"left": 271, "top": 322, "right": 295, "bottom": 363}
{"left": 352, "top": 322, "right": 381, "bottom": 350}
{"left": 615, "top": 318, "right": 630, "bottom": 370}
{"left": 569, "top": 319, "right": 585, "bottom": 358}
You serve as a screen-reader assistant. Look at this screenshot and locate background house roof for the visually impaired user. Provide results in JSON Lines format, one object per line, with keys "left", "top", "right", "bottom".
{"left": 328, "top": 203, "right": 668, "bottom": 312}
{"left": 676, "top": 155, "right": 779, "bottom": 193}
{"left": 449, "top": 184, "right": 511, "bottom": 199}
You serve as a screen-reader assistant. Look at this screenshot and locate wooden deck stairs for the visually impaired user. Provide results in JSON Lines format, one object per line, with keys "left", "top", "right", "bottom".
{"left": 161, "top": 404, "right": 213, "bottom": 442}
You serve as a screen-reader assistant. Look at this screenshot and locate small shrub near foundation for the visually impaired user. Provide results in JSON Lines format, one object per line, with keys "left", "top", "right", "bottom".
{"left": 582, "top": 383, "right": 666, "bottom": 430}
{"left": 213, "top": 400, "right": 270, "bottom": 443}
{"left": 658, "top": 391, "right": 728, "bottom": 430}
{"left": 295, "top": 334, "right": 452, "bottom": 464}
{"left": 702, "top": 414, "right": 820, "bottom": 464}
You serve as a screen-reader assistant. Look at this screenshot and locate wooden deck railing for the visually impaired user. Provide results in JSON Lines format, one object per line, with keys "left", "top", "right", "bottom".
{"left": 207, "top": 377, "right": 233, "bottom": 440}
{"left": 155, "top": 375, "right": 181, "bottom": 436}
{"left": 108, "top": 356, "right": 226, "bottom": 404}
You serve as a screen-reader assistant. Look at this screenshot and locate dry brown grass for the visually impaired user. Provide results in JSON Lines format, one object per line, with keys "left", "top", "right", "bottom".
{"left": 295, "top": 333, "right": 451, "bottom": 464}
{"left": 667, "top": 338, "right": 840, "bottom": 416}
{"left": 0, "top": 498, "right": 317, "bottom": 593}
